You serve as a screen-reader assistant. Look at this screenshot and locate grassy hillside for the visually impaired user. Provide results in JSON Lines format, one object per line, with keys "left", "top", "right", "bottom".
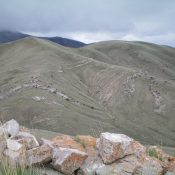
{"left": 0, "top": 38, "right": 175, "bottom": 146}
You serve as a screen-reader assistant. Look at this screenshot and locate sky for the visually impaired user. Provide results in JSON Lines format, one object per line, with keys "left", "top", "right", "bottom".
{"left": 0, "top": 0, "right": 175, "bottom": 46}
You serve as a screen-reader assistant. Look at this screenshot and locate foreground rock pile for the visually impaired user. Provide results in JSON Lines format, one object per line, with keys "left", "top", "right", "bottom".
{"left": 0, "top": 119, "right": 175, "bottom": 175}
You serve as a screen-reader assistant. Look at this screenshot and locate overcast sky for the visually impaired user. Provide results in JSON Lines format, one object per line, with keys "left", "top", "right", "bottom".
{"left": 0, "top": 0, "right": 175, "bottom": 46}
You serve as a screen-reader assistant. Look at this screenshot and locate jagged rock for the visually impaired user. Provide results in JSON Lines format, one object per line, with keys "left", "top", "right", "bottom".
{"left": 7, "top": 139, "right": 23, "bottom": 151}
{"left": 80, "top": 155, "right": 104, "bottom": 175}
{"left": 132, "top": 141, "right": 146, "bottom": 157}
{"left": 39, "top": 138, "right": 54, "bottom": 148}
{"left": 80, "top": 155, "right": 141, "bottom": 175}
{"left": 81, "top": 154, "right": 163, "bottom": 175}
{"left": 147, "top": 146, "right": 174, "bottom": 163}
{"left": 12, "top": 131, "right": 39, "bottom": 150}
{"left": 52, "top": 135, "right": 85, "bottom": 152}
{"left": 167, "top": 158, "right": 175, "bottom": 172}
{"left": 134, "top": 156, "right": 163, "bottom": 175}
{"left": 3, "top": 144, "right": 27, "bottom": 167}
{"left": 98, "top": 132, "right": 143, "bottom": 164}
{"left": 95, "top": 155, "right": 141, "bottom": 175}
{"left": 2, "top": 119, "right": 19, "bottom": 137}
{"left": 52, "top": 147, "right": 88, "bottom": 175}
{"left": 27, "top": 144, "right": 52, "bottom": 166}
{"left": 0, "top": 120, "right": 173, "bottom": 175}
{"left": 75, "top": 135, "right": 97, "bottom": 156}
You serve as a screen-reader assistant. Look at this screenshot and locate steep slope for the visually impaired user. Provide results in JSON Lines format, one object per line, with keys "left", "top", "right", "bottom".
{"left": 74, "top": 41, "right": 175, "bottom": 145}
{"left": 0, "top": 31, "right": 86, "bottom": 48}
{"left": 0, "top": 37, "right": 115, "bottom": 136}
{"left": 0, "top": 38, "right": 175, "bottom": 146}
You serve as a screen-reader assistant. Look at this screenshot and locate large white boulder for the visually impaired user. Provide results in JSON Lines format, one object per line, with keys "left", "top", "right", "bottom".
{"left": 7, "top": 139, "right": 23, "bottom": 151}
{"left": 2, "top": 119, "right": 19, "bottom": 137}
{"left": 52, "top": 147, "right": 88, "bottom": 175}
{"left": 98, "top": 132, "right": 144, "bottom": 164}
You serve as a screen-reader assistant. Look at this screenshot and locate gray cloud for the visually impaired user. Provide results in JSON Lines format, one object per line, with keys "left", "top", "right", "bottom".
{"left": 0, "top": 0, "right": 175, "bottom": 46}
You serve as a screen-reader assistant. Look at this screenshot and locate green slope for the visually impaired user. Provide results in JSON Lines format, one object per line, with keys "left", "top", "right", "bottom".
{"left": 0, "top": 38, "right": 175, "bottom": 146}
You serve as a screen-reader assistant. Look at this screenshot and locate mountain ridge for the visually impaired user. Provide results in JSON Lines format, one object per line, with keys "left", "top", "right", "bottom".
{"left": 0, "top": 30, "right": 86, "bottom": 48}
{"left": 0, "top": 37, "right": 175, "bottom": 146}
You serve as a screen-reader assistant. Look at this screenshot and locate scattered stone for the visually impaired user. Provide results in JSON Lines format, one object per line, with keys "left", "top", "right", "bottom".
{"left": 32, "top": 96, "right": 46, "bottom": 102}
{"left": 52, "top": 135, "right": 85, "bottom": 152}
{"left": 98, "top": 132, "right": 138, "bottom": 164}
{"left": 27, "top": 144, "right": 52, "bottom": 166}
{"left": 52, "top": 147, "right": 88, "bottom": 175}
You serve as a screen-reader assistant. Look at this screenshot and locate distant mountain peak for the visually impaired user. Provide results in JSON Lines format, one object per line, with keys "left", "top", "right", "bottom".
{"left": 0, "top": 30, "right": 86, "bottom": 48}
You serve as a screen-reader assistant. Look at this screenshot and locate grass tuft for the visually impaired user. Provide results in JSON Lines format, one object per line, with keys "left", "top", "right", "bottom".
{"left": 0, "top": 163, "right": 41, "bottom": 175}
{"left": 148, "top": 148, "right": 163, "bottom": 161}
{"left": 75, "top": 137, "right": 86, "bottom": 149}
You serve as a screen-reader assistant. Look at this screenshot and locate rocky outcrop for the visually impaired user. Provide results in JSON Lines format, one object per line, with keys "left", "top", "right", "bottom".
{"left": 0, "top": 119, "right": 174, "bottom": 175}
{"left": 75, "top": 135, "right": 97, "bottom": 156}
{"left": 134, "top": 156, "right": 163, "bottom": 175}
{"left": 52, "top": 135, "right": 85, "bottom": 152}
{"left": 12, "top": 131, "right": 39, "bottom": 150}
{"left": 52, "top": 147, "right": 88, "bottom": 174}
{"left": 2, "top": 119, "right": 19, "bottom": 137}
{"left": 98, "top": 132, "right": 143, "bottom": 164}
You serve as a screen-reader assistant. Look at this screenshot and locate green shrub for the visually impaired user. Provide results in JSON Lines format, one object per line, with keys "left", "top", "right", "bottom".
{"left": 148, "top": 148, "right": 163, "bottom": 161}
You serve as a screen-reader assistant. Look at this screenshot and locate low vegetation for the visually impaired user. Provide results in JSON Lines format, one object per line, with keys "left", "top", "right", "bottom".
{"left": 75, "top": 136, "right": 86, "bottom": 149}
{"left": 148, "top": 148, "right": 163, "bottom": 161}
{"left": 0, "top": 163, "right": 40, "bottom": 175}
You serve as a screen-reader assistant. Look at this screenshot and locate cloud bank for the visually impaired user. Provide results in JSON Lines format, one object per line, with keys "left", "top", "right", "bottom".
{"left": 0, "top": 0, "right": 175, "bottom": 46}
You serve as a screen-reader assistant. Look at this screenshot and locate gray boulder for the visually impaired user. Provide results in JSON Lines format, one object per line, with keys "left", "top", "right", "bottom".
{"left": 52, "top": 147, "right": 88, "bottom": 175}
